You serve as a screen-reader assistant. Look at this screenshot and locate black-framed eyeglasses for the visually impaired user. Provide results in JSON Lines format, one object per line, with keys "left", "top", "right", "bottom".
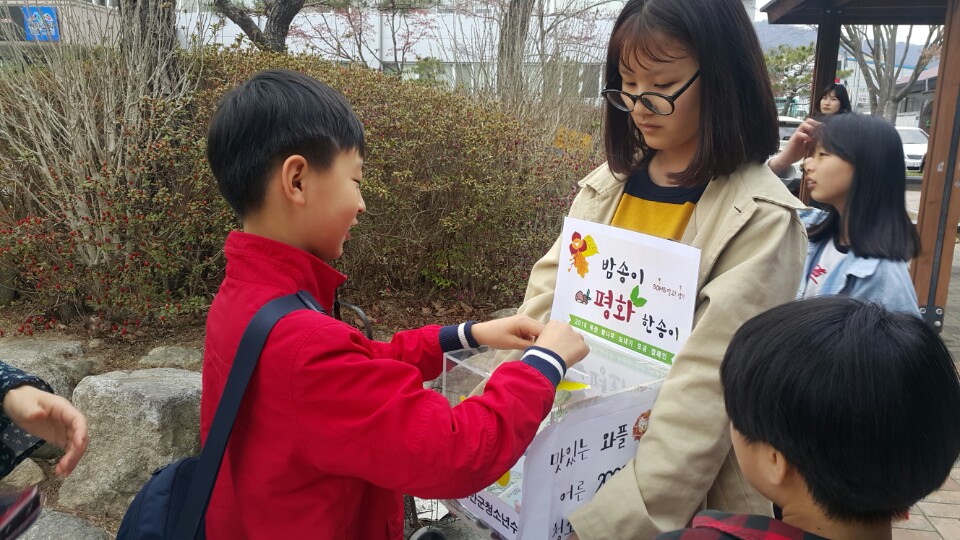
{"left": 600, "top": 70, "right": 700, "bottom": 116}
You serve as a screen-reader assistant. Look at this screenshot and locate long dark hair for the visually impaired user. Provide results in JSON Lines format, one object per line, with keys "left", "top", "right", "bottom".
{"left": 602, "top": 0, "right": 779, "bottom": 186}
{"left": 807, "top": 114, "right": 919, "bottom": 260}
{"left": 816, "top": 83, "right": 852, "bottom": 115}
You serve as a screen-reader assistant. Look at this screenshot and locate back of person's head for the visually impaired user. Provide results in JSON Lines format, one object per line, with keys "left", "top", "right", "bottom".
{"left": 817, "top": 83, "right": 852, "bottom": 115}
{"left": 807, "top": 113, "right": 919, "bottom": 260}
{"left": 721, "top": 297, "right": 960, "bottom": 523}
{"left": 207, "top": 69, "right": 365, "bottom": 218}
{"left": 602, "top": 0, "right": 778, "bottom": 185}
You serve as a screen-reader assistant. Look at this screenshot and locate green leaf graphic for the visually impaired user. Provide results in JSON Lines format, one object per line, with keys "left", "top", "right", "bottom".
{"left": 630, "top": 285, "right": 647, "bottom": 307}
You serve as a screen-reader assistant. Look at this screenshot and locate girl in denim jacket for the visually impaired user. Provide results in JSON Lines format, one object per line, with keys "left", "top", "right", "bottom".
{"left": 798, "top": 113, "right": 920, "bottom": 314}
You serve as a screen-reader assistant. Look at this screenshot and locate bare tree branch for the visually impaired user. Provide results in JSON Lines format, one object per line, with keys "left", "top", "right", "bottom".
{"left": 213, "top": 0, "right": 305, "bottom": 51}
{"left": 212, "top": 0, "right": 269, "bottom": 49}
{"left": 841, "top": 24, "right": 942, "bottom": 119}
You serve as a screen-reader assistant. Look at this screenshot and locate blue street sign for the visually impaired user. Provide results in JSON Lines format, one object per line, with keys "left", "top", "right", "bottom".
{"left": 20, "top": 6, "right": 59, "bottom": 42}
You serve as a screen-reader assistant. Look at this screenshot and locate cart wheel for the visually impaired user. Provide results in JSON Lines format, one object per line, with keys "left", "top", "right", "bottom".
{"left": 409, "top": 526, "right": 448, "bottom": 540}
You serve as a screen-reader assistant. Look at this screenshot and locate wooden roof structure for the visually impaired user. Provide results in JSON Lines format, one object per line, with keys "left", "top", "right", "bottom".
{"left": 762, "top": 0, "right": 960, "bottom": 330}
{"left": 764, "top": 0, "right": 947, "bottom": 25}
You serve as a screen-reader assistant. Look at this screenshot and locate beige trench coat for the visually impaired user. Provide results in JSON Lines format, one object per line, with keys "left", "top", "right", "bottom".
{"left": 495, "top": 161, "right": 807, "bottom": 539}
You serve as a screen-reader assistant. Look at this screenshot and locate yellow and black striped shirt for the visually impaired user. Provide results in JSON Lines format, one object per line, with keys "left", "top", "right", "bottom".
{"left": 610, "top": 167, "right": 707, "bottom": 240}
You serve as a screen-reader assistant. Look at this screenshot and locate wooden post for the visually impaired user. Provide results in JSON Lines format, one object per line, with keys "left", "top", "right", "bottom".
{"left": 912, "top": 0, "right": 960, "bottom": 330}
{"left": 798, "top": 8, "right": 842, "bottom": 203}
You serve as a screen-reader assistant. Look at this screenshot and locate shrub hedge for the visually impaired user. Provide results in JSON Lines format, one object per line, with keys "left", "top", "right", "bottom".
{"left": 0, "top": 46, "right": 600, "bottom": 326}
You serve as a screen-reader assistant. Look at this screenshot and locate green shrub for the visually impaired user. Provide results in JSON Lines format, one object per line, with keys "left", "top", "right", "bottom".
{"left": 0, "top": 45, "right": 600, "bottom": 324}
{"left": 0, "top": 41, "right": 231, "bottom": 328}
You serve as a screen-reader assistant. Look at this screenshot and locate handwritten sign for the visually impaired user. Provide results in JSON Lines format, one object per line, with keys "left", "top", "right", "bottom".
{"left": 446, "top": 382, "right": 661, "bottom": 539}
{"left": 520, "top": 384, "right": 661, "bottom": 538}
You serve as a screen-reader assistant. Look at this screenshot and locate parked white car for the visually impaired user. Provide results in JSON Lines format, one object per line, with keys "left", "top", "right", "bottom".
{"left": 778, "top": 115, "right": 804, "bottom": 156}
{"left": 776, "top": 116, "right": 805, "bottom": 192}
{"left": 896, "top": 126, "right": 929, "bottom": 172}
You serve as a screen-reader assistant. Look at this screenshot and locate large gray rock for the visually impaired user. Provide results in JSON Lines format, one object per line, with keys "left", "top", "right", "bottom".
{"left": 20, "top": 509, "right": 110, "bottom": 540}
{"left": 0, "top": 339, "right": 98, "bottom": 399}
{"left": 58, "top": 368, "right": 202, "bottom": 518}
{"left": 0, "top": 459, "right": 44, "bottom": 491}
{"left": 29, "top": 442, "right": 64, "bottom": 461}
{"left": 138, "top": 345, "right": 202, "bottom": 372}
{"left": 0, "top": 339, "right": 100, "bottom": 460}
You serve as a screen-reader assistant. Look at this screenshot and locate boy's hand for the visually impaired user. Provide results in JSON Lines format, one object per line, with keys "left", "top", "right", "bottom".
{"left": 2, "top": 385, "right": 89, "bottom": 477}
{"left": 535, "top": 320, "right": 589, "bottom": 370}
{"left": 471, "top": 315, "right": 543, "bottom": 351}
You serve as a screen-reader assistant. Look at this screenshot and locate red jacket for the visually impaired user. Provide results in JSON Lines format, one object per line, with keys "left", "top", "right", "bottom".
{"left": 201, "top": 232, "right": 563, "bottom": 539}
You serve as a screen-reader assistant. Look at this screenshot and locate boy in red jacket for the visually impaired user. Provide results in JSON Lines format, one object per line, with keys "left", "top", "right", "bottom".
{"left": 201, "top": 69, "right": 589, "bottom": 539}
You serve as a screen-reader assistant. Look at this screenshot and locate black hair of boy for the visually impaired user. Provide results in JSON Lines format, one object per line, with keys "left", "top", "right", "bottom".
{"left": 720, "top": 297, "right": 960, "bottom": 523}
{"left": 816, "top": 83, "right": 852, "bottom": 115}
{"left": 206, "top": 69, "right": 366, "bottom": 218}
{"left": 807, "top": 113, "right": 920, "bottom": 261}
{"left": 602, "top": 0, "right": 779, "bottom": 186}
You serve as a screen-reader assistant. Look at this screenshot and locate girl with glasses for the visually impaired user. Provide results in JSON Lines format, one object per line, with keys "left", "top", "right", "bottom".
{"left": 493, "top": 0, "right": 807, "bottom": 537}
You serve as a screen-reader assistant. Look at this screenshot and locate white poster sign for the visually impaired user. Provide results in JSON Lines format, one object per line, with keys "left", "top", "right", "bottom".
{"left": 551, "top": 216, "right": 700, "bottom": 368}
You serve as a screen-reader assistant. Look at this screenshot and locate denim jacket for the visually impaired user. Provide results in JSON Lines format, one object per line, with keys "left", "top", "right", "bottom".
{"left": 797, "top": 209, "right": 920, "bottom": 315}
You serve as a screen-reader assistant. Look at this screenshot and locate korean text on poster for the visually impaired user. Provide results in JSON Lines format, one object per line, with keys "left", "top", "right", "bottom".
{"left": 551, "top": 217, "right": 700, "bottom": 366}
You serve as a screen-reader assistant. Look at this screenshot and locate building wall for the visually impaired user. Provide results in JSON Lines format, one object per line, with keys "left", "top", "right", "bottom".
{"left": 895, "top": 74, "right": 937, "bottom": 129}
{"left": 175, "top": 0, "right": 758, "bottom": 93}
{"left": 176, "top": 8, "right": 613, "bottom": 95}
{"left": 57, "top": 1, "right": 117, "bottom": 46}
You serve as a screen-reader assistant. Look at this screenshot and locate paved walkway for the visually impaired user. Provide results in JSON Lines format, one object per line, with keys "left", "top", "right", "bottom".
{"left": 894, "top": 189, "right": 960, "bottom": 539}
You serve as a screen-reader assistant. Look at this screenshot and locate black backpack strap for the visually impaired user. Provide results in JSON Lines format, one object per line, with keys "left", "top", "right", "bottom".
{"left": 173, "top": 292, "right": 324, "bottom": 539}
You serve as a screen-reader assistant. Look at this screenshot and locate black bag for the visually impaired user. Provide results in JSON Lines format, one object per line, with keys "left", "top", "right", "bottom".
{"left": 0, "top": 484, "right": 41, "bottom": 540}
{"left": 117, "top": 291, "right": 324, "bottom": 540}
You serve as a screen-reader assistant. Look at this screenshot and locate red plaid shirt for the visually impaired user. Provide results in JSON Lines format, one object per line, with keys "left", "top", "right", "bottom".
{"left": 656, "top": 511, "right": 829, "bottom": 540}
